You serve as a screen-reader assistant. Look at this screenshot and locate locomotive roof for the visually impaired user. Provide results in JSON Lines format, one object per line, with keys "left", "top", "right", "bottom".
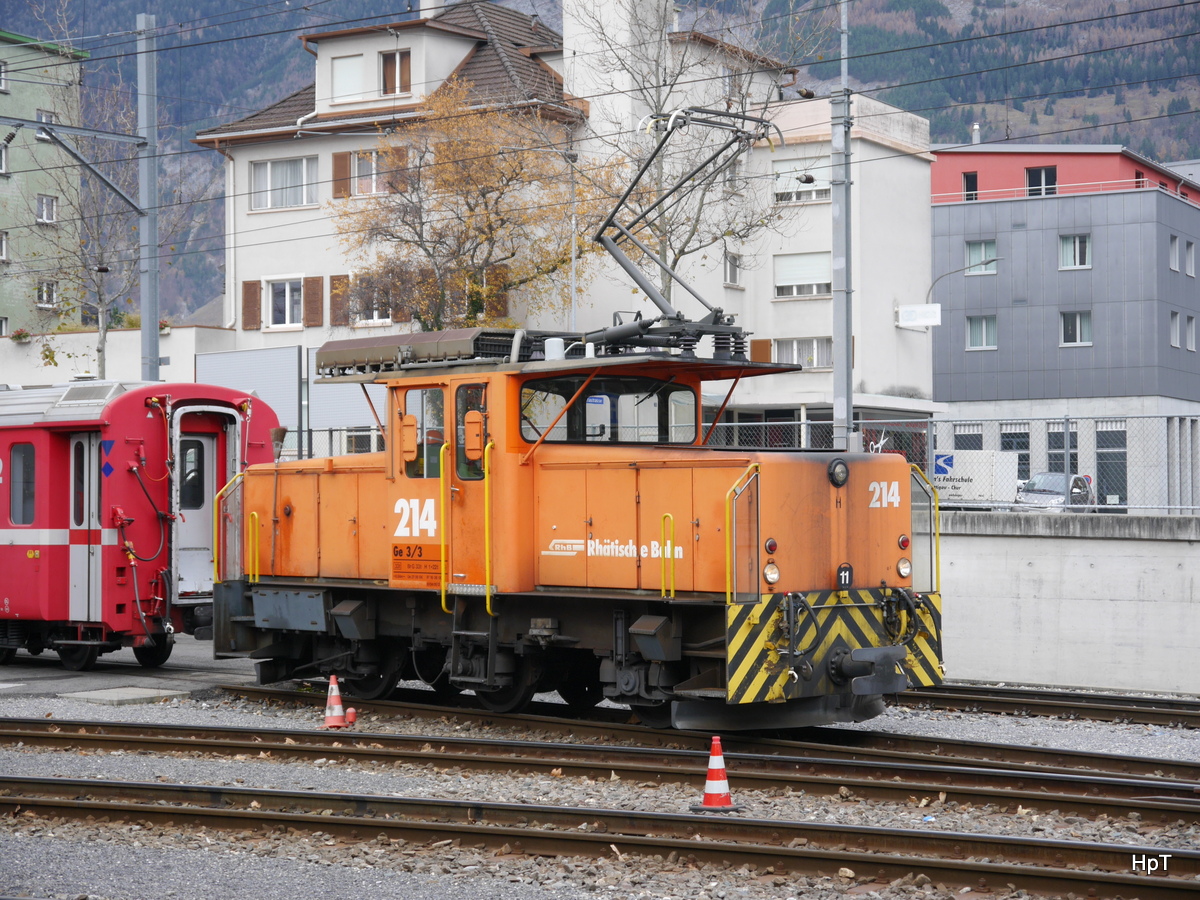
{"left": 315, "top": 328, "right": 802, "bottom": 383}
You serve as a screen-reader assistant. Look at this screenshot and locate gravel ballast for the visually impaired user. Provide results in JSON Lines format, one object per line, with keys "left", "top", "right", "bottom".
{"left": 2, "top": 690, "right": 1198, "bottom": 900}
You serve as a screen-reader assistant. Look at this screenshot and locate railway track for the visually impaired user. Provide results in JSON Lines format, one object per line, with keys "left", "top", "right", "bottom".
{"left": 899, "top": 683, "right": 1200, "bottom": 728}
{"left": 226, "top": 684, "right": 1200, "bottom": 782}
{"left": 2, "top": 716, "right": 1199, "bottom": 825}
{"left": 2, "top": 774, "right": 1196, "bottom": 899}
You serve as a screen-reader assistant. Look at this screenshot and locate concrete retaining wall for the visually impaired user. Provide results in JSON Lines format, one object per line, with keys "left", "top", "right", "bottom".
{"left": 939, "top": 512, "right": 1199, "bottom": 695}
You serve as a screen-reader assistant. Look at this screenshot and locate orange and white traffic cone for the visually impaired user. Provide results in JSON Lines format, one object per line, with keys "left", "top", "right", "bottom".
{"left": 319, "top": 675, "right": 348, "bottom": 729}
{"left": 690, "top": 735, "right": 744, "bottom": 812}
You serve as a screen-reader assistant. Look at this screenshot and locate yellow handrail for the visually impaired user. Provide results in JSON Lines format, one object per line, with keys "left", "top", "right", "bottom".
{"left": 723, "top": 462, "right": 760, "bottom": 604}
{"left": 247, "top": 511, "right": 260, "bottom": 583}
{"left": 484, "top": 440, "right": 496, "bottom": 616}
{"left": 439, "top": 441, "right": 451, "bottom": 614}
{"left": 660, "top": 512, "right": 676, "bottom": 598}
{"left": 909, "top": 464, "right": 942, "bottom": 594}
{"left": 212, "top": 471, "right": 245, "bottom": 583}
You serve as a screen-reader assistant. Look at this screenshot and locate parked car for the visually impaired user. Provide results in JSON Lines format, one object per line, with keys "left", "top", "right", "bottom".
{"left": 1014, "top": 472, "right": 1095, "bottom": 511}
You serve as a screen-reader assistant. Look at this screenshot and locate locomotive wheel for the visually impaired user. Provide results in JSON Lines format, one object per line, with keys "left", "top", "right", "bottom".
{"left": 475, "top": 670, "right": 539, "bottom": 714}
{"left": 0, "top": 647, "right": 15, "bottom": 665}
{"left": 133, "top": 638, "right": 174, "bottom": 668}
{"left": 556, "top": 658, "right": 603, "bottom": 711}
{"left": 344, "top": 670, "right": 402, "bottom": 701}
{"left": 57, "top": 645, "right": 100, "bottom": 671}
{"left": 631, "top": 702, "right": 672, "bottom": 729}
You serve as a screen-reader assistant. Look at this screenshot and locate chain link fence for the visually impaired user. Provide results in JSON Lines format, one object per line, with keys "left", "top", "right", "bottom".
{"left": 284, "top": 416, "right": 1200, "bottom": 514}
{"left": 706, "top": 415, "right": 1200, "bottom": 514}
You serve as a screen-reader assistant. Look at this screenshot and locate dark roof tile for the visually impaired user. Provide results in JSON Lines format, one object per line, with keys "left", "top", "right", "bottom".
{"left": 196, "top": 2, "right": 569, "bottom": 143}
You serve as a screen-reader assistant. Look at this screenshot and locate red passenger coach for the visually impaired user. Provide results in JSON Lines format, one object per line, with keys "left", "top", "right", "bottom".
{"left": 0, "top": 381, "right": 279, "bottom": 670}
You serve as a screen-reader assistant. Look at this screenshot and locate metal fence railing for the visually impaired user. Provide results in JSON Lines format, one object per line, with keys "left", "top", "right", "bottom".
{"left": 708, "top": 416, "right": 1200, "bottom": 515}
{"left": 279, "top": 416, "right": 1200, "bottom": 514}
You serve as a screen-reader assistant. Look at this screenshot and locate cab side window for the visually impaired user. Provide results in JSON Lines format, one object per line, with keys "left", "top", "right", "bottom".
{"left": 455, "top": 383, "right": 486, "bottom": 480}
{"left": 403, "top": 388, "right": 445, "bottom": 478}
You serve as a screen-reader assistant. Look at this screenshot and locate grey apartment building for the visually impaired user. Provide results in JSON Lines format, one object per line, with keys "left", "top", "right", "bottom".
{"left": 927, "top": 144, "right": 1200, "bottom": 511}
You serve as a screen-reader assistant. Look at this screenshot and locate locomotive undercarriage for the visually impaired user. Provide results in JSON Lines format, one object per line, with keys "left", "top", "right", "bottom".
{"left": 215, "top": 578, "right": 929, "bottom": 729}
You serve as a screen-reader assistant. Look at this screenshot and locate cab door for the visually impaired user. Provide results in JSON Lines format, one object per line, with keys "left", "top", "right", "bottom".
{"left": 68, "top": 433, "right": 104, "bottom": 622}
{"left": 389, "top": 384, "right": 448, "bottom": 590}
{"left": 446, "top": 383, "right": 490, "bottom": 590}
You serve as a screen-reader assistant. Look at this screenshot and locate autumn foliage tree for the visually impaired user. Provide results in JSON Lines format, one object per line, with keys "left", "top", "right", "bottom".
{"left": 332, "top": 79, "right": 621, "bottom": 332}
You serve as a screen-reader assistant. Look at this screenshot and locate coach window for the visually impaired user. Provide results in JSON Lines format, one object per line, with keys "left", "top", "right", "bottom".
{"left": 403, "top": 388, "right": 444, "bottom": 478}
{"left": 9, "top": 443, "right": 35, "bottom": 525}
{"left": 519, "top": 375, "right": 697, "bottom": 444}
{"left": 180, "top": 440, "right": 204, "bottom": 509}
{"left": 455, "top": 384, "right": 486, "bottom": 480}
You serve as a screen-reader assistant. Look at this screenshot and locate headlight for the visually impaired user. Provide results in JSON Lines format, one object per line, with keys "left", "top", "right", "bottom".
{"left": 897, "top": 557, "right": 912, "bottom": 578}
{"left": 763, "top": 562, "right": 781, "bottom": 584}
{"left": 828, "top": 458, "right": 849, "bottom": 487}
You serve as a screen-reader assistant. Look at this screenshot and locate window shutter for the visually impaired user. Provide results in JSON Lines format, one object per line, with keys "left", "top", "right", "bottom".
{"left": 241, "top": 281, "right": 261, "bottom": 330}
{"left": 303, "top": 276, "right": 323, "bottom": 327}
{"left": 750, "top": 339, "right": 771, "bottom": 362}
{"left": 391, "top": 303, "right": 411, "bottom": 323}
{"left": 330, "top": 274, "right": 350, "bottom": 326}
{"left": 332, "top": 152, "right": 351, "bottom": 199}
{"left": 772, "top": 158, "right": 829, "bottom": 191}
{"left": 400, "top": 50, "right": 411, "bottom": 92}
{"left": 774, "top": 252, "right": 831, "bottom": 286}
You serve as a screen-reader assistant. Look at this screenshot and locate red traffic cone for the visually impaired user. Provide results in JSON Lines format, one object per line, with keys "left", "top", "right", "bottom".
{"left": 319, "top": 675, "right": 348, "bottom": 729}
{"left": 690, "top": 736, "right": 744, "bottom": 812}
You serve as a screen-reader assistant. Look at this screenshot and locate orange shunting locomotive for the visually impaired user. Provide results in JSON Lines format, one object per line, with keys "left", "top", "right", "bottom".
{"left": 212, "top": 107, "right": 943, "bottom": 729}
{"left": 213, "top": 328, "right": 943, "bottom": 729}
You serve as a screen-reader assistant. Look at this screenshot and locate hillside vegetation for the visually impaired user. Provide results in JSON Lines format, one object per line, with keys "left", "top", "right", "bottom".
{"left": 800, "top": 0, "right": 1200, "bottom": 160}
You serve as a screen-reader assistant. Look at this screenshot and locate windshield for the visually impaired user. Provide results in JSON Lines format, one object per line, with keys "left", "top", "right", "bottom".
{"left": 520, "top": 375, "right": 697, "bottom": 444}
{"left": 1023, "top": 472, "right": 1067, "bottom": 492}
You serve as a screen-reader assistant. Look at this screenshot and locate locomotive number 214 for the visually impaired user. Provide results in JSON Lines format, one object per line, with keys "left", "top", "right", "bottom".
{"left": 868, "top": 481, "right": 901, "bottom": 508}
{"left": 394, "top": 498, "right": 438, "bottom": 537}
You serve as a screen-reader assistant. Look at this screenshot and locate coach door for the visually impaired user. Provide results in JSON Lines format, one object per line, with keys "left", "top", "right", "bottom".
{"left": 176, "top": 434, "right": 217, "bottom": 594}
{"left": 68, "top": 433, "right": 105, "bottom": 622}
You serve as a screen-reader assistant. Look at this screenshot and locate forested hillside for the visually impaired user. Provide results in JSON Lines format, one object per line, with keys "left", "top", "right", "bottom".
{"left": 800, "top": 0, "right": 1200, "bottom": 160}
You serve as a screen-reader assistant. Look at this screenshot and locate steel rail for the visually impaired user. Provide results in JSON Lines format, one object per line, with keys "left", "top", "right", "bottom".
{"left": 2, "top": 775, "right": 1196, "bottom": 899}
{"left": 900, "top": 684, "right": 1200, "bottom": 728}
{"left": 2, "top": 718, "right": 1198, "bottom": 825}
{"left": 224, "top": 685, "right": 1200, "bottom": 783}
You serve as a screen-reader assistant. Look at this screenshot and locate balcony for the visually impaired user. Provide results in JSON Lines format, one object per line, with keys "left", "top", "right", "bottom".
{"left": 933, "top": 178, "right": 1198, "bottom": 208}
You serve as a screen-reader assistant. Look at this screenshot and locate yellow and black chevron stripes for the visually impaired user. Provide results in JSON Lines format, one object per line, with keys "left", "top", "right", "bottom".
{"left": 724, "top": 589, "right": 945, "bottom": 705}
{"left": 726, "top": 594, "right": 788, "bottom": 705}
{"left": 906, "top": 591, "right": 944, "bottom": 687}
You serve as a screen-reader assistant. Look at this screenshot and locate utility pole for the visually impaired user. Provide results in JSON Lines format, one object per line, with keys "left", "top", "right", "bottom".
{"left": 831, "top": 0, "right": 857, "bottom": 451}
{"left": 137, "top": 13, "right": 164, "bottom": 381}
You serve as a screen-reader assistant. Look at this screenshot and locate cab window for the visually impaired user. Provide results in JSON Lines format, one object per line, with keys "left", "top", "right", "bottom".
{"left": 519, "top": 375, "right": 696, "bottom": 444}
{"left": 455, "top": 383, "right": 486, "bottom": 480}
{"left": 403, "top": 388, "right": 445, "bottom": 478}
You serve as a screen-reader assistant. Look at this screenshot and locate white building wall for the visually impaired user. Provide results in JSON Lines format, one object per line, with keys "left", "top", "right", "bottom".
{"left": 723, "top": 95, "right": 937, "bottom": 416}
